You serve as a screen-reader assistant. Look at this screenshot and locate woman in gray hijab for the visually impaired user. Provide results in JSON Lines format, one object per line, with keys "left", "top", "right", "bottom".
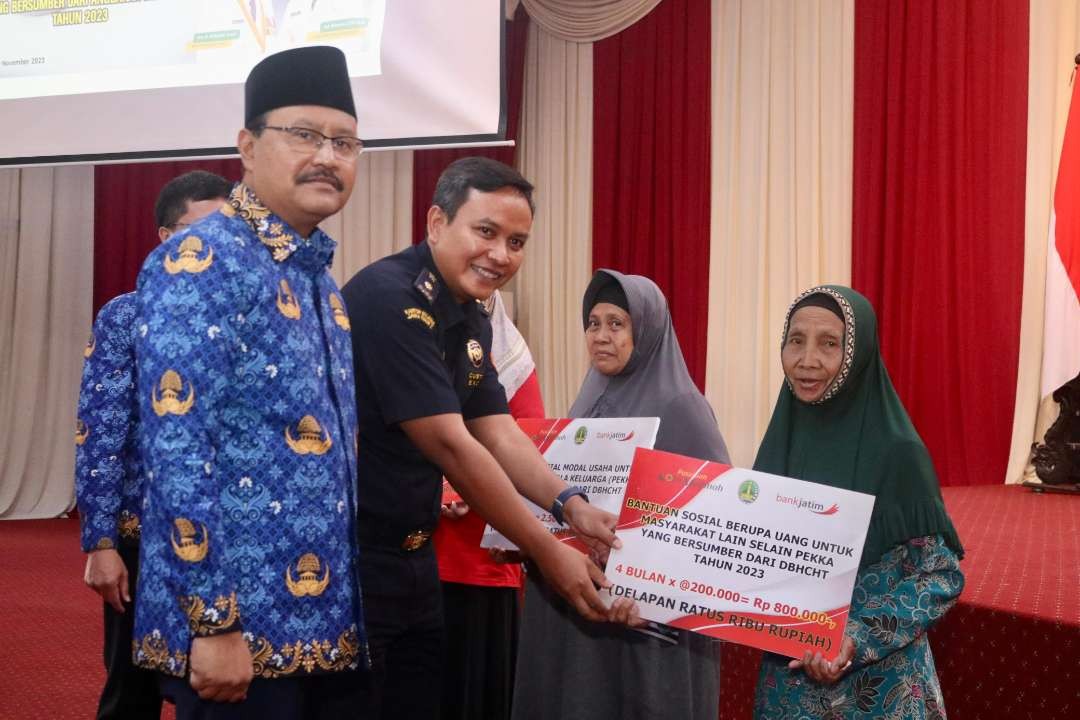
{"left": 511, "top": 270, "right": 729, "bottom": 720}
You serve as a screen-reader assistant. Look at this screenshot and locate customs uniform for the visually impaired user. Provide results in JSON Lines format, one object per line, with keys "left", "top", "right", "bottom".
{"left": 132, "top": 182, "right": 367, "bottom": 716}
{"left": 341, "top": 241, "right": 510, "bottom": 720}
{"left": 75, "top": 292, "right": 163, "bottom": 719}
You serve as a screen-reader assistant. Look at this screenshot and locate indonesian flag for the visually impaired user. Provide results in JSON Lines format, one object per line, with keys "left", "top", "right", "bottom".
{"left": 1039, "top": 64, "right": 1080, "bottom": 435}
{"left": 487, "top": 290, "right": 542, "bottom": 410}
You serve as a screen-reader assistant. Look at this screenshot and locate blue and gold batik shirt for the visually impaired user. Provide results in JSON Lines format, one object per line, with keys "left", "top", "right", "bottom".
{"left": 132, "top": 183, "right": 366, "bottom": 678}
{"left": 75, "top": 292, "right": 144, "bottom": 551}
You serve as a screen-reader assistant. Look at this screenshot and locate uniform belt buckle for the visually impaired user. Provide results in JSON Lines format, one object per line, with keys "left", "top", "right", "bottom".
{"left": 401, "top": 530, "right": 431, "bottom": 552}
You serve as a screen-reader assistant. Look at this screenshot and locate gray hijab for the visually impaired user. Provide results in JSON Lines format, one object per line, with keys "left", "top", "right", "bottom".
{"left": 569, "top": 270, "right": 730, "bottom": 464}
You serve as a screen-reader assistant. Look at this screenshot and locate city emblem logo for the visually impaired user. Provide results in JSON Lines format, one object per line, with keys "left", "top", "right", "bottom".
{"left": 286, "top": 553, "right": 331, "bottom": 597}
{"left": 163, "top": 235, "right": 214, "bottom": 275}
{"left": 276, "top": 279, "right": 301, "bottom": 320}
{"left": 329, "top": 293, "right": 351, "bottom": 331}
{"left": 574, "top": 426, "right": 588, "bottom": 445}
{"left": 152, "top": 370, "right": 195, "bottom": 417}
{"left": 737, "top": 479, "right": 760, "bottom": 504}
{"left": 285, "top": 415, "right": 333, "bottom": 455}
{"left": 171, "top": 518, "right": 209, "bottom": 562}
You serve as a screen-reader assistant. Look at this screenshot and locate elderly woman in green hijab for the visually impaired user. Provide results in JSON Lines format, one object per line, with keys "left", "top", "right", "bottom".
{"left": 753, "top": 286, "right": 964, "bottom": 720}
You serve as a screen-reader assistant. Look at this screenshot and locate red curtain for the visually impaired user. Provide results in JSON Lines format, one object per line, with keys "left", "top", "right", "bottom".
{"left": 410, "top": 6, "right": 529, "bottom": 244}
{"left": 852, "top": 0, "right": 1028, "bottom": 486}
{"left": 92, "top": 159, "right": 242, "bottom": 315}
{"left": 591, "top": 0, "right": 712, "bottom": 389}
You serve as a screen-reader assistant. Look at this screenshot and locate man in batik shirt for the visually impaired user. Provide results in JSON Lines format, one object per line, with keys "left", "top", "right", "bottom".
{"left": 131, "top": 46, "right": 368, "bottom": 718}
{"left": 76, "top": 170, "right": 230, "bottom": 720}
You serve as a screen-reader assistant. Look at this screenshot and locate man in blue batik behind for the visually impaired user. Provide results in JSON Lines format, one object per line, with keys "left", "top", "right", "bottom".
{"left": 76, "top": 170, "right": 231, "bottom": 720}
{"left": 131, "top": 46, "right": 368, "bottom": 718}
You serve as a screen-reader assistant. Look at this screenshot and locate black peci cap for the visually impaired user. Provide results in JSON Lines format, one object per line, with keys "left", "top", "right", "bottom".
{"left": 244, "top": 46, "right": 356, "bottom": 125}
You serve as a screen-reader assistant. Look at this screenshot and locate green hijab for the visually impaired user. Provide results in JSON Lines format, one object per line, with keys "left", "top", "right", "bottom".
{"left": 753, "top": 285, "right": 963, "bottom": 570}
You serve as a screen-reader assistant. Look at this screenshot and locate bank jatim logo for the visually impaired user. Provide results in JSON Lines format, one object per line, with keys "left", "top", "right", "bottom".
{"left": 776, "top": 493, "right": 839, "bottom": 515}
{"left": 595, "top": 429, "right": 636, "bottom": 442}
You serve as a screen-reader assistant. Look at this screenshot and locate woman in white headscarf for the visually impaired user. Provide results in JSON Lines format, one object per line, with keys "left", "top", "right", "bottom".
{"left": 512, "top": 270, "right": 729, "bottom": 720}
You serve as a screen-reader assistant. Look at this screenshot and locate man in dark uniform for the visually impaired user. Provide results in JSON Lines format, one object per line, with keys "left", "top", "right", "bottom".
{"left": 342, "top": 157, "right": 622, "bottom": 720}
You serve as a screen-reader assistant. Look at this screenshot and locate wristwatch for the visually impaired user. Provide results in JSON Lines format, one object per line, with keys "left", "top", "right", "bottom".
{"left": 550, "top": 486, "right": 589, "bottom": 526}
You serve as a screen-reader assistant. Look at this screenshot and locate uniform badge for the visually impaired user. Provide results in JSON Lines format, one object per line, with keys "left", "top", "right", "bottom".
{"left": 286, "top": 553, "right": 331, "bottom": 597}
{"left": 171, "top": 518, "right": 210, "bottom": 562}
{"left": 276, "top": 279, "right": 301, "bottom": 319}
{"left": 285, "top": 415, "right": 333, "bottom": 455}
{"left": 404, "top": 308, "right": 436, "bottom": 329}
{"left": 152, "top": 369, "right": 195, "bottom": 417}
{"left": 466, "top": 339, "right": 484, "bottom": 368}
{"left": 163, "top": 236, "right": 214, "bottom": 275}
{"left": 414, "top": 269, "right": 440, "bottom": 303}
{"left": 467, "top": 371, "right": 484, "bottom": 388}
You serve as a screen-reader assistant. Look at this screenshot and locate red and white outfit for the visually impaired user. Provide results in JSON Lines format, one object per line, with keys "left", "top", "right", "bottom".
{"left": 435, "top": 291, "right": 543, "bottom": 588}
{"left": 435, "top": 290, "right": 544, "bottom": 720}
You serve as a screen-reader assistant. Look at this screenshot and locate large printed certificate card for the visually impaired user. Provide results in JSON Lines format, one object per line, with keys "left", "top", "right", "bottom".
{"left": 605, "top": 447, "right": 875, "bottom": 661}
{"left": 481, "top": 417, "right": 660, "bottom": 552}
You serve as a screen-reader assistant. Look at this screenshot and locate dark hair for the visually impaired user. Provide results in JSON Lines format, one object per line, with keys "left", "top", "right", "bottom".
{"left": 791, "top": 292, "right": 844, "bottom": 322}
{"left": 154, "top": 171, "right": 233, "bottom": 229}
{"left": 431, "top": 156, "right": 534, "bottom": 223}
{"left": 245, "top": 111, "right": 268, "bottom": 134}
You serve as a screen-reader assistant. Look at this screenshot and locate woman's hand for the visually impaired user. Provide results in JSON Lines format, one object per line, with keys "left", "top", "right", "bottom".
{"left": 788, "top": 636, "right": 854, "bottom": 685}
{"left": 440, "top": 501, "right": 469, "bottom": 519}
{"left": 607, "top": 597, "right": 647, "bottom": 628}
{"left": 487, "top": 547, "right": 525, "bottom": 564}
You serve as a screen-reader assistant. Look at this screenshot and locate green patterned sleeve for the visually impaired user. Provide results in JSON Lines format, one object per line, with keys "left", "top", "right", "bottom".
{"left": 846, "top": 534, "right": 964, "bottom": 672}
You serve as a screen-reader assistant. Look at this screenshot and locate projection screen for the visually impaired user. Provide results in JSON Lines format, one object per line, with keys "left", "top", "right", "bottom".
{"left": 0, "top": 0, "right": 506, "bottom": 166}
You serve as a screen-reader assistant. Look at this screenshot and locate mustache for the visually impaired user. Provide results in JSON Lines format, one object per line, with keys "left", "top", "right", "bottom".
{"left": 297, "top": 171, "right": 344, "bottom": 191}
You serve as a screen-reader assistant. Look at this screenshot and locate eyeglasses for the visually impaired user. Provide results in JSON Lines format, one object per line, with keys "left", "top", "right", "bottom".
{"left": 168, "top": 221, "right": 192, "bottom": 231}
{"left": 259, "top": 125, "right": 364, "bottom": 160}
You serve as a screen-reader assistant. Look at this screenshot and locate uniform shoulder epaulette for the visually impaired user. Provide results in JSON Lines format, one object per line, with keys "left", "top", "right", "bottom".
{"left": 413, "top": 269, "right": 440, "bottom": 304}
